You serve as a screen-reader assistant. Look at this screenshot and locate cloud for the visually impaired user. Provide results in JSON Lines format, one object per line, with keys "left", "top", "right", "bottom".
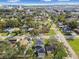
{"left": 8, "top": 0, "right": 20, "bottom": 2}
{"left": 42, "top": 0, "right": 51, "bottom": 2}
{"left": 58, "top": 0, "right": 70, "bottom": 2}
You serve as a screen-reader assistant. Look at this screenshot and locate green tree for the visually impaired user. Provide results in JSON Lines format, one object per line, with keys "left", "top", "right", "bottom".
{"left": 53, "top": 43, "right": 67, "bottom": 59}
{"left": 2, "top": 42, "right": 17, "bottom": 59}
{"left": 69, "top": 20, "right": 78, "bottom": 29}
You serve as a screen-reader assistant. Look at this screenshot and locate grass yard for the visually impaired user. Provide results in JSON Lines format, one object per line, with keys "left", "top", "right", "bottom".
{"left": 8, "top": 33, "right": 17, "bottom": 36}
{"left": 0, "top": 33, "right": 8, "bottom": 36}
{"left": 48, "top": 29, "right": 56, "bottom": 35}
{"left": 68, "top": 38, "right": 79, "bottom": 56}
{"left": 45, "top": 28, "right": 56, "bottom": 36}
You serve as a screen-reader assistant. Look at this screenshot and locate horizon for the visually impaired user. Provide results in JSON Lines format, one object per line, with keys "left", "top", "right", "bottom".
{"left": 0, "top": 0, "right": 79, "bottom": 5}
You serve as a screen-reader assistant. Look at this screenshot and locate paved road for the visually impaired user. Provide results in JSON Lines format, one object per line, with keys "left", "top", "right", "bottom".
{"left": 53, "top": 24, "right": 79, "bottom": 59}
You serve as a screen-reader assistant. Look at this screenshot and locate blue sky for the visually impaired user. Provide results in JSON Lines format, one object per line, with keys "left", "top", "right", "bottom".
{"left": 0, "top": 0, "right": 79, "bottom": 5}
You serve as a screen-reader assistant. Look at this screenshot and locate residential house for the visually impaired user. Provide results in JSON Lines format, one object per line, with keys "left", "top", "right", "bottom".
{"left": 37, "top": 48, "right": 45, "bottom": 59}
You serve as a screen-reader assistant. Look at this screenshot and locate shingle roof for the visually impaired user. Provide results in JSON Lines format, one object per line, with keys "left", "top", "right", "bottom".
{"left": 38, "top": 48, "right": 45, "bottom": 53}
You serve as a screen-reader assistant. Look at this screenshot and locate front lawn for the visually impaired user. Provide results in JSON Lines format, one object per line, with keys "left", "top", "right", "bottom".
{"left": 8, "top": 33, "right": 17, "bottom": 36}
{"left": 0, "top": 33, "right": 8, "bottom": 36}
{"left": 48, "top": 29, "right": 56, "bottom": 35}
{"left": 46, "top": 26, "right": 56, "bottom": 35}
{"left": 68, "top": 38, "right": 79, "bottom": 56}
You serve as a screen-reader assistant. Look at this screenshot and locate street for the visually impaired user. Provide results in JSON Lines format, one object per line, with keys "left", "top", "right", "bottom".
{"left": 53, "top": 24, "right": 79, "bottom": 59}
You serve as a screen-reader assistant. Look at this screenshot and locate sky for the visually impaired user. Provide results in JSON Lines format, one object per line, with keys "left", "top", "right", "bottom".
{"left": 0, "top": 0, "right": 79, "bottom": 5}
